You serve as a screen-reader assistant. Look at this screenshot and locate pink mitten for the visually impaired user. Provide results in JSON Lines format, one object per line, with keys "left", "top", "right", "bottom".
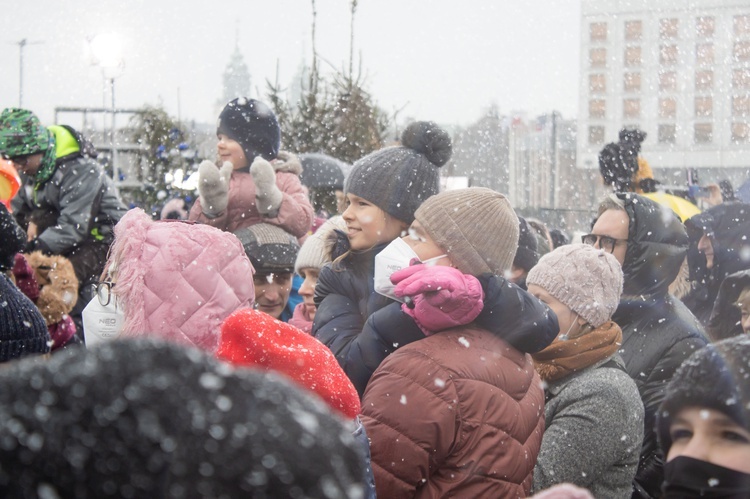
{"left": 392, "top": 265, "right": 484, "bottom": 336}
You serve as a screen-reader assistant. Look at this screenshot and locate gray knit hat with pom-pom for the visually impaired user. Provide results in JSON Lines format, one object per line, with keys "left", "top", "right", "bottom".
{"left": 344, "top": 121, "right": 451, "bottom": 224}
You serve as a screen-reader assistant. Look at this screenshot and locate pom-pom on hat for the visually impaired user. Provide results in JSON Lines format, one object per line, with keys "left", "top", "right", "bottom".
{"left": 217, "top": 98, "right": 280, "bottom": 161}
{"left": 217, "top": 309, "right": 361, "bottom": 419}
{"left": 414, "top": 187, "right": 519, "bottom": 276}
{"left": 0, "top": 274, "right": 50, "bottom": 363}
{"left": 527, "top": 244, "right": 623, "bottom": 328}
{"left": 234, "top": 223, "right": 300, "bottom": 275}
{"left": 345, "top": 121, "right": 451, "bottom": 224}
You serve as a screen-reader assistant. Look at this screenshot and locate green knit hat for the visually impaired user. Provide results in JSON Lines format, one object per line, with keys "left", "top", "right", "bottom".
{"left": 0, "top": 108, "right": 51, "bottom": 158}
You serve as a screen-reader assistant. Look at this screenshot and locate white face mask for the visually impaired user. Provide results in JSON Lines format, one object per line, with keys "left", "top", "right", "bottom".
{"left": 374, "top": 237, "right": 420, "bottom": 301}
{"left": 82, "top": 286, "right": 125, "bottom": 347}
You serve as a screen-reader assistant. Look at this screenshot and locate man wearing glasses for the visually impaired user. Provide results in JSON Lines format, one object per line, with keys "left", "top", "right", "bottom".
{"left": 0, "top": 108, "right": 127, "bottom": 337}
{"left": 583, "top": 192, "right": 707, "bottom": 499}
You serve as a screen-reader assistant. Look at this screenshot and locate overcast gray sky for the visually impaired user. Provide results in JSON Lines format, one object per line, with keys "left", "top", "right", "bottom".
{"left": 1, "top": 0, "right": 582, "bottom": 128}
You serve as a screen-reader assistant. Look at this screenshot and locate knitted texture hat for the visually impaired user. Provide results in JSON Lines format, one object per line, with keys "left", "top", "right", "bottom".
{"left": 0, "top": 339, "right": 366, "bottom": 498}
{"left": 657, "top": 335, "right": 750, "bottom": 455}
{"left": 234, "top": 223, "right": 299, "bottom": 274}
{"left": 217, "top": 309, "right": 361, "bottom": 419}
{"left": 345, "top": 121, "right": 451, "bottom": 224}
{"left": 0, "top": 108, "right": 51, "bottom": 157}
{"left": 527, "top": 243, "right": 623, "bottom": 328}
{"left": 0, "top": 274, "right": 50, "bottom": 362}
{"left": 514, "top": 216, "right": 539, "bottom": 272}
{"left": 414, "top": 187, "right": 519, "bottom": 276}
{"left": 294, "top": 216, "right": 346, "bottom": 274}
{"left": 217, "top": 98, "right": 280, "bottom": 161}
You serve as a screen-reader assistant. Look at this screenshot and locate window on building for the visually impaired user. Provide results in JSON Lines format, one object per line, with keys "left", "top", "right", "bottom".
{"left": 695, "top": 96, "right": 713, "bottom": 117}
{"left": 695, "top": 123, "right": 713, "bottom": 144}
{"left": 624, "top": 99, "right": 641, "bottom": 119}
{"left": 696, "top": 43, "right": 715, "bottom": 65}
{"left": 735, "top": 14, "right": 750, "bottom": 35}
{"left": 660, "top": 44, "right": 679, "bottom": 65}
{"left": 590, "top": 22, "right": 607, "bottom": 42}
{"left": 659, "top": 98, "right": 677, "bottom": 119}
{"left": 590, "top": 48, "right": 607, "bottom": 68}
{"left": 734, "top": 96, "right": 750, "bottom": 116}
{"left": 625, "top": 46, "right": 642, "bottom": 67}
{"left": 696, "top": 16, "right": 715, "bottom": 37}
{"left": 589, "top": 99, "right": 606, "bottom": 119}
{"left": 625, "top": 20, "right": 642, "bottom": 41}
{"left": 624, "top": 72, "right": 641, "bottom": 92}
{"left": 589, "top": 74, "right": 606, "bottom": 94}
{"left": 658, "top": 124, "right": 677, "bottom": 144}
{"left": 589, "top": 126, "right": 605, "bottom": 145}
{"left": 696, "top": 70, "right": 714, "bottom": 91}
{"left": 735, "top": 68, "right": 750, "bottom": 89}
{"left": 660, "top": 18, "right": 679, "bottom": 39}
{"left": 732, "top": 122, "right": 750, "bottom": 143}
{"left": 660, "top": 71, "right": 677, "bottom": 91}
{"left": 735, "top": 41, "right": 750, "bottom": 62}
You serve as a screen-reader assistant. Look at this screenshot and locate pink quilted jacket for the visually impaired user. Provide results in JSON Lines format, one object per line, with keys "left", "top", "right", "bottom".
{"left": 106, "top": 208, "right": 255, "bottom": 353}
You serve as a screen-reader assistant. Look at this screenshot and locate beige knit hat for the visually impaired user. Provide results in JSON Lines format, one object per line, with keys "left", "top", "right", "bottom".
{"left": 414, "top": 187, "right": 519, "bottom": 276}
{"left": 526, "top": 244, "right": 623, "bottom": 328}
{"left": 294, "top": 216, "right": 346, "bottom": 274}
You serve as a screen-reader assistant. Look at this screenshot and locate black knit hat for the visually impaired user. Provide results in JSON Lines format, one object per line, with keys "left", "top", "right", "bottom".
{"left": 657, "top": 335, "right": 750, "bottom": 455}
{"left": 0, "top": 274, "right": 50, "bottom": 362}
{"left": 0, "top": 339, "right": 366, "bottom": 497}
{"left": 234, "top": 223, "right": 300, "bottom": 274}
{"left": 513, "top": 216, "right": 539, "bottom": 272}
{"left": 345, "top": 121, "right": 451, "bottom": 225}
{"left": 217, "top": 98, "right": 280, "bottom": 161}
{"left": 0, "top": 203, "right": 26, "bottom": 272}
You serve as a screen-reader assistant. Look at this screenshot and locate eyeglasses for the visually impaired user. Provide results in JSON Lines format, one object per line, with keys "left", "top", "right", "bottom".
{"left": 96, "top": 281, "right": 116, "bottom": 306}
{"left": 581, "top": 233, "right": 628, "bottom": 253}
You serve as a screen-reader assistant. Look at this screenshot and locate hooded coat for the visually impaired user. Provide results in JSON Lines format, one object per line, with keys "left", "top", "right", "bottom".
{"left": 604, "top": 193, "right": 707, "bottom": 498}
{"left": 683, "top": 202, "right": 750, "bottom": 325}
{"left": 707, "top": 269, "right": 750, "bottom": 341}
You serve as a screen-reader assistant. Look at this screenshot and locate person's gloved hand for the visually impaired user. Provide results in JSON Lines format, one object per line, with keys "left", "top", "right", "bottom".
{"left": 198, "top": 160, "right": 232, "bottom": 217}
{"left": 392, "top": 264, "right": 484, "bottom": 336}
{"left": 251, "top": 157, "right": 283, "bottom": 216}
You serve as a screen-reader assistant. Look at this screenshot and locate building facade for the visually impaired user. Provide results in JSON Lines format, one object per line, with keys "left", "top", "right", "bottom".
{"left": 578, "top": 0, "right": 750, "bottom": 186}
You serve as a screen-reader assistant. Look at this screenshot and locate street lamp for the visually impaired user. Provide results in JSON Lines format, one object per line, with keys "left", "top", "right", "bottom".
{"left": 88, "top": 33, "right": 124, "bottom": 189}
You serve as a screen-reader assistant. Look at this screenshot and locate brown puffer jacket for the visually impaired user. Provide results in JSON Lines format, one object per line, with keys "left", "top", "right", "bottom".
{"left": 361, "top": 326, "right": 545, "bottom": 498}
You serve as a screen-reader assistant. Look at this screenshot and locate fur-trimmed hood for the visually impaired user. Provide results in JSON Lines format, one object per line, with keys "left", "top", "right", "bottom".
{"left": 105, "top": 208, "right": 255, "bottom": 353}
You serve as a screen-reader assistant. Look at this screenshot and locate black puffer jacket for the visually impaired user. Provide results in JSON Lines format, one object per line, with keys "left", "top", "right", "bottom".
{"left": 605, "top": 193, "right": 707, "bottom": 499}
{"left": 707, "top": 269, "right": 750, "bottom": 341}
{"left": 312, "top": 236, "right": 393, "bottom": 365}
{"left": 346, "top": 274, "right": 559, "bottom": 397}
{"left": 683, "top": 202, "right": 750, "bottom": 325}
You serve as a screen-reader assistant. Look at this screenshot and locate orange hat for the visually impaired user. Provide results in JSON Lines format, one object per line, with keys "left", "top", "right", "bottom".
{"left": 0, "top": 158, "right": 21, "bottom": 211}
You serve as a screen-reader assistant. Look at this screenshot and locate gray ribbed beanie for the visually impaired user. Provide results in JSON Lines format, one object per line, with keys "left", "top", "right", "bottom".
{"left": 234, "top": 224, "right": 299, "bottom": 274}
{"left": 414, "top": 188, "right": 519, "bottom": 276}
{"left": 345, "top": 121, "right": 451, "bottom": 224}
{"left": 526, "top": 244, "right": 623, "bottom": 328}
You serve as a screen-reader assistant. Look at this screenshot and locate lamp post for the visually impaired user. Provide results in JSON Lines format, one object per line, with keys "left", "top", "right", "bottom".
{"left": 89, "top": 33, "right": 124, "bottom": 190}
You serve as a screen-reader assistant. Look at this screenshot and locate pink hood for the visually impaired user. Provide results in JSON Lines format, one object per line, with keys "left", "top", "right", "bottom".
{"left": 106, "top": 208, "right": 255, "bottom": 352}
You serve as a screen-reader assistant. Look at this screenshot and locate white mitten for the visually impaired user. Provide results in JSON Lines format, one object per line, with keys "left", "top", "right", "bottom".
{"left": 198, "top": 160, "right": 233, "bottom": 217}
{"left": 251, "top": 157, "right": 283, "bottom": 216}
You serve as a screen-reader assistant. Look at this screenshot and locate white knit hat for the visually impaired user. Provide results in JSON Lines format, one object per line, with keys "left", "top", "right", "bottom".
{"left": 526, "top": 244, "right": 623, "bottom": 328}
{"left": 294, "top": 216, "right": 346, "bottom": 274}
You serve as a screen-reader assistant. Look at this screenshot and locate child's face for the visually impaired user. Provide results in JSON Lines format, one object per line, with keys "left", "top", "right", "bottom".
{"left": 341, "top": 193, "right": 406, "bottom": 251}
{"left": 217, "top": 134, "right": 247, "bottom": 169}
{"left": 298, "top": 268, "right": 319, "bottom": 320}
{"left": 667, "top": 407, "right": 750, "bottom": 473}
{"left": 402, "top": 221, "right": 451, "bottom": 267}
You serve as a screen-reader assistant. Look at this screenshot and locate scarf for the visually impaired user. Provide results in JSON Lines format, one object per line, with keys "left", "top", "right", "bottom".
{"left": 533, "top": 320, "right": 622, "bottom": 382}
{"left": 33, "top": 130, "right": 57, "bottom": 193}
